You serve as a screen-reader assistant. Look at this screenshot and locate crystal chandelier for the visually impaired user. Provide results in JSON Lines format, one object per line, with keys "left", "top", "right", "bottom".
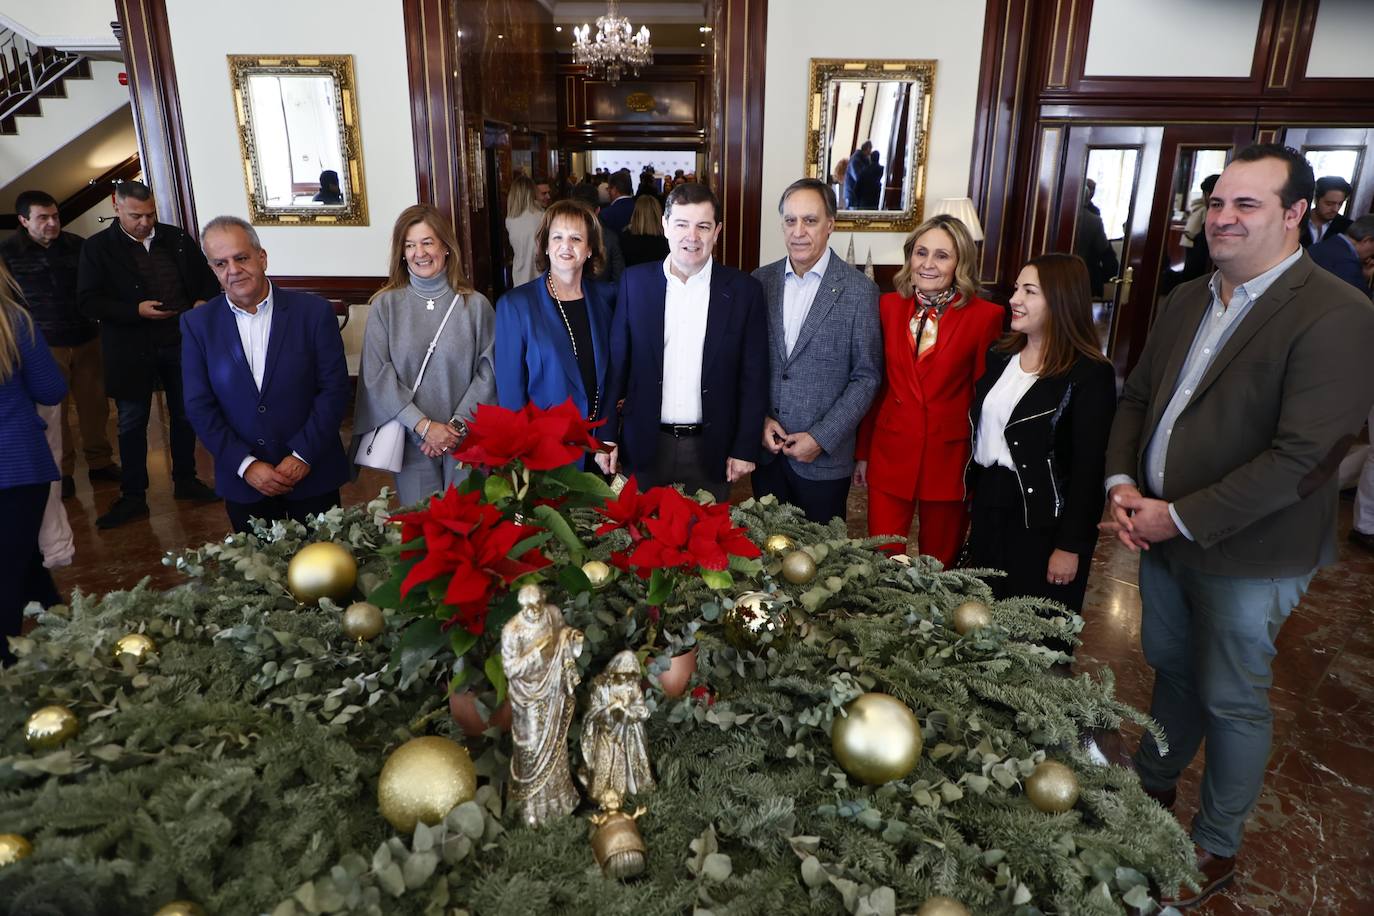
{"left": 572, "top": 0, "right": 653, "bottom": 85}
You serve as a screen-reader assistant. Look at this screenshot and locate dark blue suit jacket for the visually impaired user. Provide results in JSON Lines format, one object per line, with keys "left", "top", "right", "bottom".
{"left": 494, "top": 273, "right": 615, "bottom": 418}
{"left": 603, "top": 260, "right": 768, "bottom": 483}
{"left": 181, "top": 285, "right": 351, "bottom": 504}
{"left": 1308, "top": 234, "right": 1369, "bottom": 294}
{"left": 600, "top": 196, "right": 635, "bottom": 234}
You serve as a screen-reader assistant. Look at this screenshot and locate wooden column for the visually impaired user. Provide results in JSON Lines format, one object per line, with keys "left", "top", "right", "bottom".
{"left": 709, "top": 0, "right": 768, "bottom": 272}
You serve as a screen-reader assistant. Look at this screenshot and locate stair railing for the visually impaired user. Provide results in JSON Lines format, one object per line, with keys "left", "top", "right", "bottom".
{"left": 0, "top": 28, "right": 87, "bottom": 126}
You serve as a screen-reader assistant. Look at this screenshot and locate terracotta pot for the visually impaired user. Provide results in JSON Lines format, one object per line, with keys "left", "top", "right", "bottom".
{"left": 656, "top": 647, "right": 697, "bottom": 698}
{"left": 448, "top": 691, "right": 512, "bottom": 737}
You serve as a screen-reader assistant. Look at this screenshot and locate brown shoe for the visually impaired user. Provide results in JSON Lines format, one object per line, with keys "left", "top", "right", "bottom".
{"left": 1162, "top": 844, "right": 1235, "bottom": 909}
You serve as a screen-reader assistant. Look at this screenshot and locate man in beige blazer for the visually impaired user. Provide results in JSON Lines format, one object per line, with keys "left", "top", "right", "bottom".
{"left": 1103, "top": 144, "right": 1374, "bottom": 909}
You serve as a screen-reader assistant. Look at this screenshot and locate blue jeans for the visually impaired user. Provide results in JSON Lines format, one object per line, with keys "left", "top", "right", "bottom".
{"left": 1132, "top": 547, "right": 1313, "bottom": 857}
{"left": 115, "top": 343, "right": 198, "bottom": 497}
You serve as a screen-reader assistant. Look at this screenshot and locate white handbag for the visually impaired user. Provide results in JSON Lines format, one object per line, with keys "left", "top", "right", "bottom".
{"left": 356, "top": 295, "right": 461, "bottom": 472}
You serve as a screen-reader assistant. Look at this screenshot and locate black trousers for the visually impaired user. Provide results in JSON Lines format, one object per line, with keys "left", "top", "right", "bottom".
{"left": 114, "top": 343, "right": 198, "bottom": 497}
{"left": 226, "top": 489, "right": 342, "bottom": 534}
{"left": 1, "top": 482, "right": 60, "bottom": 666}
{"left": 751, "top": 456, "right": 851, "bottom": 524}
{"left": 629, "top": 431, "right": 729, "bottom": 503}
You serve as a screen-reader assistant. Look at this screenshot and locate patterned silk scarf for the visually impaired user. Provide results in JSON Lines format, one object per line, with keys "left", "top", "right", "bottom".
{"left": 907, "top": 288, "right": 959, "bottom": 360}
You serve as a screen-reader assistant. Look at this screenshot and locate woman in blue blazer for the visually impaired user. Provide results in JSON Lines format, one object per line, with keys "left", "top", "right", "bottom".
{"left": 0, "top": 260, "right": 68, "bottom": 664}
{"left": 494, "top": 200, "right": 615, "bottom": 424}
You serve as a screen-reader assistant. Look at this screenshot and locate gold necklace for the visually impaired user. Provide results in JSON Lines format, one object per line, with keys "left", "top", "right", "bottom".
{"left": 546, "top": 273, "right": 598, "bottom": 420}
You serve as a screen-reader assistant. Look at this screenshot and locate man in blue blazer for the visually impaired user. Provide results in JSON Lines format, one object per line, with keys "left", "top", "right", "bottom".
{"left": 597, "top": 183, "right": 768, "bottom": 502}
{"left": 753, "top": 179, "right": 881, "bottom": 523}
{"left": 1308, "top": 215, "right": 1374, "bottom": 295}
{"left": 181, "top": 216, "right": 351, "bottom": 533}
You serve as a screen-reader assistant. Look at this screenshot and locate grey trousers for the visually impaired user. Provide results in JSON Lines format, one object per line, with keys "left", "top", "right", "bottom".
{"left": 1132, "top": 547, "right": 1313, "bottom": 857}
{"left": 393, "top": 439, "right": 469, "bottom": 508}
{"left": 629, "top": 431, "right": 730, "bottom": 503}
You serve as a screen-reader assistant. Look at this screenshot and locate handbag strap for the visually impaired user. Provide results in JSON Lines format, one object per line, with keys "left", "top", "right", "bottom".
{"left": 411, "top": 293, "right": 462, "bottom": 391}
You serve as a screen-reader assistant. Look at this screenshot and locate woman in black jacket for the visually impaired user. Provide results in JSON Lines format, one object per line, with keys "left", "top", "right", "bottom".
{"left": 966, "top": 253, "right": 1116, "bottom": 619}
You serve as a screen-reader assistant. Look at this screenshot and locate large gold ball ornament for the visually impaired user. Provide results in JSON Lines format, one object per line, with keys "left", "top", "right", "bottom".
{"left": 0, "top": 833, "right": 32, "bottom": 867}
{"left": 831, "top": 693, "right": 923, "bottom": 785}
{"left": 152, "top": 903, "right": 206, "bottom": 916}
{"left": 25, "top": 705, "right": 79, "bottom": 751}
{"left": 342, "top": 602, "right": 385, "bottom": 642}
{"left": 916, "top": 896, "right": 971, "bottom": 916}
{"left": 1025, "top": 760, "right": 1080, "bottom": 813}
{"left": 582, "top": 560, "right": 613, "bottom": 589}
{"left": 287, "top": 542, "right": 358, "bottom": 604}
{"left": 950, "top": 600, "right": 993, "bottom": 636}
{"left": 781, "top": 550, "right": 817, "bottom": 585}
{"left": 723, "top": 591, "right": 791, "bottom": 652}
{"left": 113, "top": 632, "right": 157, "bottom": 663}
{"left": 377, "top": 736, "right": 477, "bottom": 833}
{"left": 764, "top": 533, "right": 797, "bottom": 556}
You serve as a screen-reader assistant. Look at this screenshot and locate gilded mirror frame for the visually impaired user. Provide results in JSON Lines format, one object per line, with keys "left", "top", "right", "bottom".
{"left": 228, "top": 54, "right": 369, "bottom": 226}
{"left": 805, "top": 58, "right": 936, "bottom": 232}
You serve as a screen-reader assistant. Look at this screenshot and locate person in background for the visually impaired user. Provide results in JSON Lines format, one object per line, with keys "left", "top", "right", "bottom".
{"left": 506, "top": 174, "right": 544, "bottom": 287}
{"left": 1308, "top": 214, "right": 1374, "bottom": 294}
{"left": 313, "top": 170, "right": 344, "bottom": 205}
{"left": 854, "top": 214, "right": 1004, "bottom": 565}
{"left": 0, "top": 258, "right": 67, "bottom": 666}
{"left": 844, "top": 141, "right": 872, "bottom": 209}
{"left": 535, "top": 179, "right": 553, "bottom": 210}
{"left": 1180, "top": 173, "right": 1220, "bottom": 282}
{"left": 1300, "top": 175, "right": 1352, "bottom": 248}
{"left": 856, "top": 150, "right": 884, "bottom": 209}
{"left": 569, "top": 184, "right": 626, "bottom": 283}
{"left": 351, "top": 205, "right": 496, "bottom": 506}
{"left": 1075, "top": 179, "right": 1119, "bottom": 298}
{"left": 600, "top": 171, "right": 636, "bottom": 234}
{"left": 620, "top": 195, "right": 670, "bottom": 267}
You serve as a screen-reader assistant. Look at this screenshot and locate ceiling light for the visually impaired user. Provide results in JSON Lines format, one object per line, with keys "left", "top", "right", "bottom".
{"left": 572, "top": 0, "right": 653, "bottom": 85}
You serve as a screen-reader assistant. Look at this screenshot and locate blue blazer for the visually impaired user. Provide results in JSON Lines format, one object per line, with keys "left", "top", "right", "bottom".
{"left": 494, "top": 273, "right": 615, "bottom": 418}
{"left": 180, "top": 285, "right": 351, "bottom": 504}
{"left": 1308, "top": 234, "right": 1369, "bottom": 294}
{"left": 0, "top": 322, "right": 67, "bottom": 490}
{"left": 603, "top": 260, "right": 769, "bottom": 482}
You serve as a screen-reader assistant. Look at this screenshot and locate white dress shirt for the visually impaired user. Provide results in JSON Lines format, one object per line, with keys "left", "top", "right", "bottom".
{"left": 974, "top": 352, "right": 1039, "bottom": 471}
{"left": 120, "top": 223, "right": 156, "bottom": 252}
{"left": 660, "top": 255, "right": 713, "bottom": 424}
{"left": 230, "top": 285, "right": 285, "bottom": 478}
{"left": 782, "top": 247, "right": 831, "bottom": 356}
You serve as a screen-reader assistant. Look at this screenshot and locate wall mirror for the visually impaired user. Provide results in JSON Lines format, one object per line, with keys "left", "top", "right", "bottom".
{"left": 228, "top": 54, "right": 368, "bottom": 226}
{"left": 805, "top": 58, "right": 935, "bottom": 232}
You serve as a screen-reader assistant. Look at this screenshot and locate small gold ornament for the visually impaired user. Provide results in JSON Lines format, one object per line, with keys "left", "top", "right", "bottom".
{"left": 764, "top": 533, "right": 797, "bottom": 556}
{"left": 342, "top": 601, "right": 385, "bottom": 642}
{"left": 287, "top": 541, "right": 358, "bottom": 604}
{"left": 377, "top": 736, "right": 477, "bottom": 833}
{"left": 25, "top": 705, "right": 79, "bottom": 751}
{"left": 589, "top": 805, "right": 648, "bottom": 879}
{"left": 1025, "top": 759, "right": 1080, "bottom": 813}
{"left": 917, "top": 896, "right": 971, "bottom": 916}
{"left": 610, "top": 474, "right": 629, "bottom": 495}
{"left": 113, "top": 632, "right": 157, "bottom": 663}
{"left": 0, "top": 833, "right": 32, "bottom": 867}
{"left": 723, "top": 591, "right": 791, "bottom": 652}
{"left": 951, "top": 600, "right": 993, "bottom": 635}
{"left": 781, "top": 550, "right": 817, "bottom": 585}
{"left": 152, "top": 903, "right": 206, "bottom": 916}
{"left": 582, "top": 560, "right": 613, "bottom": 589}
{"left": 831, "top": 693, "right": 923, "bottom": 784}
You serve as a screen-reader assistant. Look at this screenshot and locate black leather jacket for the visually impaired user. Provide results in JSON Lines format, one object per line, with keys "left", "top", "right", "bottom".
{"left": 0, "top": 230, "right": 96, "bottom": 347}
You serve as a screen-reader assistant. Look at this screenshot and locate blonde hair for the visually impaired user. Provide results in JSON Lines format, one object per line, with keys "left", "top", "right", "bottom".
{"left": 0, "top": 259, "right": 35, "bottom": 381}
{"left": 628, "top": 195, "right": 664, "bottom": 236}
{"left": 377, "top": 204, "right": 473, "bottom": 298}
{"left": 893, "top": 214, "right": 980, "bottom": 304}
{"left": 507, "top": 174, "right": 538, "bottom": 219}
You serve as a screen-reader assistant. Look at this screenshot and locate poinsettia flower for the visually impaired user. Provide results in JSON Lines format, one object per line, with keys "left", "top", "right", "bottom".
{"left": 594, "top": 476, "right": 662, "bottom": 540}
{"left": 454, "top": 398, "right": 604, "bottom": 471}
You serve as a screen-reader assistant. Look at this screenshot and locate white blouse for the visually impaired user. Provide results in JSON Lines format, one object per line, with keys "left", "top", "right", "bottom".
{"left": 974, "top": 352, "right": 1039, "bottom": 471}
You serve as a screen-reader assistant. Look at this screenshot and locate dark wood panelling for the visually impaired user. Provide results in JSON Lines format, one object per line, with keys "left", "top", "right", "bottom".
{"left": 0, "top": 154, "right": 142, "bottom": 232}
{"left": 556, "top": 54, "right": 708, "bottom": 149}
{"left": 711, "top": 0, "right": 768, "bottom": 273}
{"left": 274, "top": 275, "right": 385, "bottom": 306}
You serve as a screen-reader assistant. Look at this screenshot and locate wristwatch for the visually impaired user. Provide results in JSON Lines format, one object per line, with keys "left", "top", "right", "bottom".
{"left": 449, "top": 416, "right": 469, "bottom": 442}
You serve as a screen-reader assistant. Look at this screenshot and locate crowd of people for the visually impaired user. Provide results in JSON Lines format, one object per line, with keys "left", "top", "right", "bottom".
{"left": 2, "top": 143, "right": 1374, "bottom": 909}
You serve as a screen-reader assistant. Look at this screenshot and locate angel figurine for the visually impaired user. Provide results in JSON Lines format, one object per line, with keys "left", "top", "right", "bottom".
{"left": 581, "top": 650, "right": 655, "bottom": 809}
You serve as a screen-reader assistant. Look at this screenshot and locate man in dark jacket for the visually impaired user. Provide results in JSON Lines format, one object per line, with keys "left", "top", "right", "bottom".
{"left": 77, "top": 181, "right": 220, "bottom": 528}
{"left": 1, "top": 191, "right": 119, "bottom": 498}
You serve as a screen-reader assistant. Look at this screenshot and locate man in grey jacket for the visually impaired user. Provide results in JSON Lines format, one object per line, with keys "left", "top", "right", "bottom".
{"left": 752, "top": 178, "right": 882, "bottom": 523}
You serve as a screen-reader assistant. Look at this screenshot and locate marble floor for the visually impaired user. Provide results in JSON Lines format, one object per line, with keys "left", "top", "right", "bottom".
{"left": 42, "top": 400, "right": 1374, "bottom": 915}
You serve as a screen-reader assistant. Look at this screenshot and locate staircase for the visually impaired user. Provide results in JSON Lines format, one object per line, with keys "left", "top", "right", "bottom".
{"left": 0, "top": 28, "right": 91, "bottom": 135}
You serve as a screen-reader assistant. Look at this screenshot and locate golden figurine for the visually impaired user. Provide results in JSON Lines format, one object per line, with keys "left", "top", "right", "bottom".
{"left": 502, "top": 583, "right": 585, "bottom": 826}
{"left": 581, "top": 650, "right": 655, "bottom": 808}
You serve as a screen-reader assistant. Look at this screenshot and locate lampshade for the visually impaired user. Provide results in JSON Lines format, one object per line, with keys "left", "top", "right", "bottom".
{"left": 925, "top": 197, "right": 984, "bottom": 241}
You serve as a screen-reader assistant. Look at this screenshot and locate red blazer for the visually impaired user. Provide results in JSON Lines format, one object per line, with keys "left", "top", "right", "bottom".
{"left": 856, "top": 292, "right": 1004, "bottom": 502}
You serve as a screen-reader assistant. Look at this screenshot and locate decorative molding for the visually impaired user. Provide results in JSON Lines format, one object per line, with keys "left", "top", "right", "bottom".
{"left": 709, "top": 0, "right": 767, "bottom": 273}
{"left": 273, "top": 275, "right": 385, "bottom": 306}
{"left": 0, "top": 153, "right": 143, "bottom": 232}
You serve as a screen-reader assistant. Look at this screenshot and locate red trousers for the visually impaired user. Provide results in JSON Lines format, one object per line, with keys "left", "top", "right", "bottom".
{"left": 866, "top": 489, "right": 967, "bottom": 568}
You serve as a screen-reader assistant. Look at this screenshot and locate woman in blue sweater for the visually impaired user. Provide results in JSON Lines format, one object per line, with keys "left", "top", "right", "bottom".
{"left": 0, "top": 259, "right": 68, "bottom": 665}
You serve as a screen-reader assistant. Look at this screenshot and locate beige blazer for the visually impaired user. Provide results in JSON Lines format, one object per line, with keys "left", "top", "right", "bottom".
{"left": 1105, "top": 253, "right": 1374, "bottom": 577}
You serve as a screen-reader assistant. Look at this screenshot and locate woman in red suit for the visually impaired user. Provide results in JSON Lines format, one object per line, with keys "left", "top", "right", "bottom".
{"left": 854, "top": 214, "right": 1004, "bottom": 565}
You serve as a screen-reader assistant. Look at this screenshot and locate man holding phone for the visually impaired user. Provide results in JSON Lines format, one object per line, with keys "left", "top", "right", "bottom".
{"left": 77, "top": 181, "right": 220, "bottom": 528}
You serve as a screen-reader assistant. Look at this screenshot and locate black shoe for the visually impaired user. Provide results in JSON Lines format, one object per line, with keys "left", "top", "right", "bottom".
{"left": 173, "top": 479, "right": 220, "bottom": 502}
{"left": 61, "top": 475, "right": 75, "bottom": 499}
{"left": 87, "top": 463, "right": 122, "bottom": 483}
{"left": 96, "top": 495, "right": 149, "bottom": 529}
{"left": 1349, "top": 528, "right": 1374, "bottom": 553}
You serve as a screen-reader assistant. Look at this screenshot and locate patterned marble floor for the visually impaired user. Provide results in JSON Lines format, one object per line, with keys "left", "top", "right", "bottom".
{"left": 45, "top": 402, "right": 1374, "bottom": 914}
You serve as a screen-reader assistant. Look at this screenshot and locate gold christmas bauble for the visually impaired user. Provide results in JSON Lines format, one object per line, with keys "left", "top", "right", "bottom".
{"left": 917, "top": 896, "right": 970, "bottom": 916}
{"left": 287, "top": 542, "right": 358, "bottom": 604}
{"left": 1025, "top": 760, "right": 1080, "bottom": 813}
{"left": 113, "top": 632, "right": 157, "bottom": 663}
{"left": 950, "top": 600, "right": 993, "bottom": 635}
{"left": 342, "top": 602, "right": 385, "bottom": 642}
{"left": 723, "top": 591, "right": 791, "bottom": 652}
{"left": 152, "top": 903, "right": 206, "bottom": 916}
{"left": 25, "top": 705, "right": 79, "bottom": 751}
{"left": 831, "top": 693, "right": 923, "bottom": 785}
{"left": 764, "top": 533, "right": 797, "bottom": 556}
{"left": 0, "top": 833, "right": 32, "bottom": 867}
{"left": 378, "top": 736, "right": 477, "bottom": 833}
{"left": 582, "top": 560, "right": 613, "bottom": 589}
{"left": 781, "top": 550, "right": 817, "bottom": 585}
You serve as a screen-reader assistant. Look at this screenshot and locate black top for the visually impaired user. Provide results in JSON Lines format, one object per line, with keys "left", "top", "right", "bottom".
{"left": 0, "top": 230, "right": 95, "bottom": 347}
{"left": 620, "top": 232, "right": 670, "bottom": 267}
{"left": 555, "top": 296, "right": 598, "bottom": 415}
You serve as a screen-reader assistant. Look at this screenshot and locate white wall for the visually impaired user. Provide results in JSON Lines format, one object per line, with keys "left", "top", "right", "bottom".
{"left": 0, "top": 61, "right": 128, "bottom": 183}
{"left": 1083, "top": 0, "right": 1261, "bottom": 77}
{"left": 1306, "top": 0, "right": 1374, "bottom": 79}
{"left": 758, "top": 0, "right": 988, "bottom": 267}
{"left": 164, "top": 0, "right": 417, "bottom": 277}
{"left": 0, "top": 0, "right": 119, "bottom": 52}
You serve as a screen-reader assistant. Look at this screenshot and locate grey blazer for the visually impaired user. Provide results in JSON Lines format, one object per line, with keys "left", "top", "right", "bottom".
{"left": 1105, "top": 254, "right": 1374, "bottom": 578}
{"left": 752, "top": 250, "right": 882, "bottom": 480}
